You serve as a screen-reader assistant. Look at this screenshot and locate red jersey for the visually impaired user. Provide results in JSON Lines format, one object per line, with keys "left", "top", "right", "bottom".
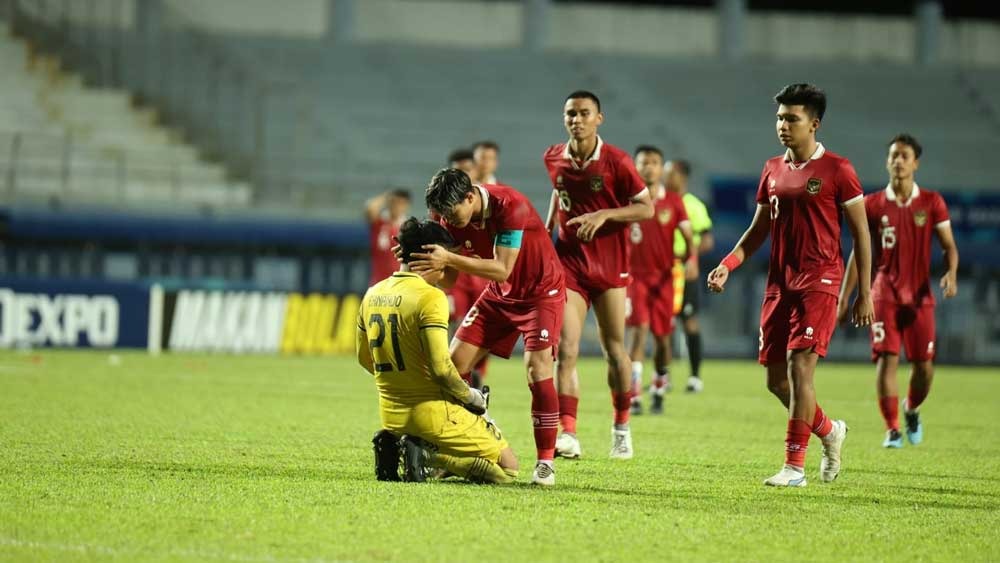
{"left": 755, "top": 143, "right": 864, "bottom": 296}
{"left": 369, "top": 213, "right": 402, "bottom": 285}
{"left": 628, "top": 186, "right": 689, "bottom": 279}
{"left": 543, "top": 137, "right": 648, "bottom": 279}
{"left": 441, "top": 184, "right": 564, "bottom": 304}
{"left": 866, "top": 184, "right": 950, "bottom": 307}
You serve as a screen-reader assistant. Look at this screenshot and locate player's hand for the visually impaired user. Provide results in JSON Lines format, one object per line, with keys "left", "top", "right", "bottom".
{"left": 566, "top": 210, "right": 608, "bottom": 242}
{"left": 464, "top": 387, "right": 488, "bottom": 415}
{"left": 706, "top": 265, "right": 729, "bottom": 293}
{"left": 940, "top": 271, "right": 958, "bottom": 299}
{"left": 851, "top": 294, "right": 874, "bottom": 327}
{"left": 836, "top": 298, "right": 850, "bottom": 325}
{"left": 391, "top": 238, "right": 403, "bottom": 263}
{"left": 409, "top": 244, "right": 450, "bottom": 273}
{"left": 684, "top": 258, "right": 699, "bottom": 282}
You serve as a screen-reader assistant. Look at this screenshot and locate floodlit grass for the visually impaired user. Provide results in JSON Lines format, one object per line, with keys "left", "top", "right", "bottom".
{"left": 1, "top": 350, "right": 998, "bottom": 562}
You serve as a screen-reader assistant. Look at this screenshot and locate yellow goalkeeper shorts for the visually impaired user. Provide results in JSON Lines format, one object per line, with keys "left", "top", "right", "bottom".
{"left": 381, "top": 400, "right": 509, "bottom": 463}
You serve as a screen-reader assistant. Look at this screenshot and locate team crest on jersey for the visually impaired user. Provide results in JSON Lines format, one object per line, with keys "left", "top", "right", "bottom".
{"left": 657, "top": 209, "right": 672, "bottom": 224}
{"left": 913, "top": 210, "right": 928, "bottom": 227}
{"left": 465, "top": 240, "right": 472, "bottom": 249}
{"left": 556, "top": 175, "right": 564, "bottom": 188}
{"left": 590, "top": 176, "right": 604, "bottom": 192}
{"left": 806, "top": 177, "right": 822, "bottom": 195}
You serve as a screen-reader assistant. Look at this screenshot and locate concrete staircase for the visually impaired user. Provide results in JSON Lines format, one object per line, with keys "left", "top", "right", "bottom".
{"left": 0, "top": 28, "right": 251, "bottom": 208}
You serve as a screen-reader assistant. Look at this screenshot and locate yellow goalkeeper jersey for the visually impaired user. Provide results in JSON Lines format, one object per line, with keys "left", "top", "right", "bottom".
{"left": 356, "top": 272, "right": 454, "bottom": 406}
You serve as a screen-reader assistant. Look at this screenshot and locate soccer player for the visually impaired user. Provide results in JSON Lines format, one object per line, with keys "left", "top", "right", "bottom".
{"left": 707, "top": 83, "right": 873, "bottom": 487}
{"left": 626, "top": 145, "right": 695, "bottom": 415}
{"left": 364, "top": 189, "right": 411, "bottom": 286}
{"left": 473, "top": 141, "right": 500, "bottom": 184}
{"left": 412, "top": 169, "right": 566, "bottom": 486}
{"left": 666, "top": 159, "right": 715, "bottom": 393}
{"left": 837, "top": 133, "right": 959, "bottom": 448}
{"left": 446, "top": 148, "right": 491, "bottom": 388}
{"left": 358, "top": 218, "right": 517, "bottom": 484}
{"left": 543, "top": 91, "right": 654, "bottom": 460}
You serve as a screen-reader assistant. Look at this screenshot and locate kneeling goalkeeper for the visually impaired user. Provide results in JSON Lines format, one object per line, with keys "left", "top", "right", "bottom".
{"left": 357, "top": 217, "right": 518, "bottom": 483}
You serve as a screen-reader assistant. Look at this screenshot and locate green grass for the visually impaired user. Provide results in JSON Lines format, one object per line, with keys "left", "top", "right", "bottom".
{"left": 1, "top": 350, "right": 998, "bottom": 562}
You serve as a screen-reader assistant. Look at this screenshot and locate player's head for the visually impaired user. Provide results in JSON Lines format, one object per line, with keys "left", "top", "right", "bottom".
{"left": 886, "top": 133, "right": 922, "bottom": 181}
{"left": 664, "top": 159, "right": 691, "bottom": 192}
{"left": 773, "top": 83, "right": 826, "bottom": 149}
{"left": 473, "top": 141, "right": 500, "bottom": 181}
{"left": 448, "top": 148, "right": 477, "bottom": 180}
{"left": 396, "top": 217, "right": 456, "bottom": 265}
{"left": 426, "top": 168, "right": 478, "bottom": 228}
{"left": 387, "top": 188, "right": 411, "bottom": 219}
{"left": 633, "top": 145, "right": 664, "bottom": 187}
{"left": 564, "top": 90, "right": 604, "bottom": 142}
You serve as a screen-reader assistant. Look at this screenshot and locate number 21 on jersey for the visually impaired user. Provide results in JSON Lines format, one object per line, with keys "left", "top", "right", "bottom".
{"left": 368, "top": 313, "right": 406, "bottom": 372}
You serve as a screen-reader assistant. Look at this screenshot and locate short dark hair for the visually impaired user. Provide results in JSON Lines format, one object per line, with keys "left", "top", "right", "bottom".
{"left": 426, "top": 168, "right": 475, "bottom": 214}
{"left": 447, "top": 149, "right": 474, "bottom": 165}
{"left": 888, "top": 133, "right": 923, "bottom": 159}
{"left": 473, "top": 140, "right": 500, "bottom": 153}
{"left": 670, "top": 159, "right": 691, "bottom": 177}
{"left": 396, "top": 217, "right": 456, "bottom": 264}
{"left": 566, "top": 90, "right": 601, "bottom": 112}
{"left": 634, "top": 145, "right": 663, "bottom": 159}
{"left": 389, "top": 188, "right": 411, "bottom": 201}
{"left": 774, "top": 83, "right": 827, "bottom": 121}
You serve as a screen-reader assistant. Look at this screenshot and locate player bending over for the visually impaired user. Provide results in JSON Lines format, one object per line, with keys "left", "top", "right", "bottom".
{"left": 708, "top": 83, "right": 873, "bottom": 487}
{"left": 413, "top": 169, "right": 566, "bottom": 486}
{"left": 838, "top": 133, "right": 959, "bottom": 449}
{"left": 358, "top": 218, "right": 517, "bottom": 484}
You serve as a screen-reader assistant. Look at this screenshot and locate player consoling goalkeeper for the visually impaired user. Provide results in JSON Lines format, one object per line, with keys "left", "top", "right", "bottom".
{"left": 356, "top": 217, "right": 519, "bottom": 484}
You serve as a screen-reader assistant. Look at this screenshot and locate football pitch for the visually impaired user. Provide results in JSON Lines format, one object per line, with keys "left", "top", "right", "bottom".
{"left": 1, "top": 351, "right": 998, "bottom": 562}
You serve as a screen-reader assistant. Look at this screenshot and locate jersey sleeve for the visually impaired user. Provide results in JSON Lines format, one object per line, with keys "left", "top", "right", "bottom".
{"left": 836, "top": 160, "right": 864, "bottom": 206}
{"left": 931, "top": 192, "right": 951, "bottom": 228}
{"left": 615, "top": 152, "right": 648, "bottom": 202}
{"left": 755, "top": 164, "right": 771, "bottom": 205}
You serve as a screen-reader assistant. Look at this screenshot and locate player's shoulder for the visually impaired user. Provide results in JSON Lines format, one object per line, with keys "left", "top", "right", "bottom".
{"left": 485, "top": 182, "right": 529, "bottom": 206}
{"left": 543, "top": 143, "right": 567, "bottom": 161}
{"left": 820, "top": 149, "right": 856, "bottom": 171}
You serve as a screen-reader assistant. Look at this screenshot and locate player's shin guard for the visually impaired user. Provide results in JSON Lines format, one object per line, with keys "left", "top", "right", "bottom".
{"left": 879, "top": 395, "right": 900, "bottom": 431}
{"left": 612, "top": 391, "right": 631, "bottom": 426}
{"left": 811, "top": 405, "right": 834, "bottom": 439}
{"left": 431, "top": 454, "right": 513, "bottom": 484}
{"left": 785, "top": 419, "right": 811, "bottom": 469}
{"left": 558, "top": 394, "right": 578, "bottom": 435}
{"left": 530, "top": 379, "right": 559, "bottom": 461}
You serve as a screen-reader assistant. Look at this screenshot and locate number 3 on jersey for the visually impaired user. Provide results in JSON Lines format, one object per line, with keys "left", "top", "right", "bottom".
{"left": 769, "top": 194, "right": 779, "bottom": 221}
{"left": 368, "top": 313, "right": 406, "bottom": 372}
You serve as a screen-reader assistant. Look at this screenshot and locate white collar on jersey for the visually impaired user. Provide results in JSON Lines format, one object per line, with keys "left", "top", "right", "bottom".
{"left": 885, "top": 182, "right": 921, "bottom": 207}
{"left": 783, "top": 142, "right": 826, "bottom": 170}
{"left": 562, "top": 135, "right": 604, "bottom": 170}
{"left": 475, "top": 184, "right": 491, "bottom": 228}
{"left": 653, "top": 183, "right": 667, "bottom": 200}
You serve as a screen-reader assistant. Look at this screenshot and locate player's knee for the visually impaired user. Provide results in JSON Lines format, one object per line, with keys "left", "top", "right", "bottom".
{"left": 557, "top": 342, "right": 579, "bottom": 365}
{"left": 766, "top": 378, "right": 789, "bottom": 398}
{"left": 913, "top": 360, "right": 934, "bottom": 380}
{"left": 372, "top": 429, "right": 402, "bottom": 482}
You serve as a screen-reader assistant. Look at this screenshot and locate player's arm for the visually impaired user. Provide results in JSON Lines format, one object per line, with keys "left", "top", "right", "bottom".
{"left": 935, "top": 221, "right": 959, "bottom": 298}
{"left": 411, "top": 229, "right": 522, "bottom": 283}
{"left": 678, "top": 220, "right": 700, "bottom": 281}
{"left": 356, "top": 314, "right": 375, "bottom": 375}
{"left": 364, "top": 193, "right": 388, "bottom": 224}
{"left": 706, "top": 204, "right": 771, "bottom": 293}
{"left": 843, "top": 199, "right": 874, "bottom": 326}
{"left": 837, "top": 250, "right": 859, "bottom": 324}
{"left": 568, "top": 189, "right": 653, "bottom": 242}
{"left": 545, "top": 190, "right": 559, "bottom": 234}
{"left": 698, "top": 231, "right": 715, "bottom": 255}
{"left": 420, "top": 296, "right": 487, "bottom": 412}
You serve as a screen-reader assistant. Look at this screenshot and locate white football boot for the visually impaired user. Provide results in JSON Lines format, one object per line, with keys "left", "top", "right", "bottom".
{"left": 531, "top": 461, "right": 555, "bottom": 486}
{"left": 764, "top": 465, "right": 807, "bottom": 487}
{"left": 609, "top": 427, "right": 634, "bottom": 460}
{"left": 555, "top": 432, "right": 581, "bottom": 459}
{"left": 820, "top": 419, "right": 848, "bottom": 483}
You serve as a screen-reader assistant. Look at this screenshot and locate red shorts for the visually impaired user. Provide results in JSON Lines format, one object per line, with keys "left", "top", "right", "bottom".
{"left": 557, "top": 241, "right": 629, "bottom": 307}
{"left": 871, "top": 301, "right": 936, "bottom": 362}
{"left": 626, "top": 272, "right": 675, "bottom": 337}
{"left": 448, "top": 273, "right": 488, "bottom": 322}
{"left": 758, "top": 291, "right": 837, "bottom": 365}
{"left": 455, "top": 290, "right": 565, "bottom": 359}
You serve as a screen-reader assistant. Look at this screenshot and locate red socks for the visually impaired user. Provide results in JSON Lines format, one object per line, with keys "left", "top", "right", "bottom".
{"left": 530, "top": 380, "right": 559, "bottom": 461}
{"left": 879, "top": 395, "right": 900, "bottom": 430}
{"left": 811, "top": 404, "right": 834, "bottom": 438}
{"left": 785, "top": 418, "right": 812, "bottom": 469}
{"left": 612, "top": 391, "right": 631, "bottom": 426}
{"left": 558, "top": 394, "right": 578, "bottom": 435}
